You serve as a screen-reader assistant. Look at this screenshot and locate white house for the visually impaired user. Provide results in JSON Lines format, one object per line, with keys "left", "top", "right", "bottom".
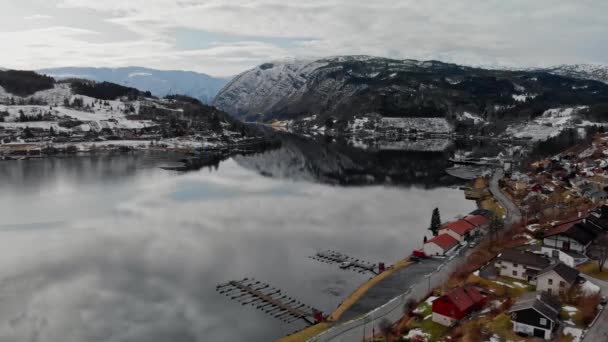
{"left": 423, "top": 233, "right": 460, "bottom": 256}
{"left": 494, "top": 249, "right": 552, "bottom": 283}
{"left": 536, "top": 263, "right": 580, "bottom": 295}
{"left": 543, "top": 220, "right": 601, "bottom": 254}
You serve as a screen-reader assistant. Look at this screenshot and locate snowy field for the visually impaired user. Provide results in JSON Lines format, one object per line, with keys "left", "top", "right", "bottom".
{"left": 505, "top": 106, "right": 588, "bottom": 141}
{"left": 0, "top": 84, "right": 157, "bottom": 133}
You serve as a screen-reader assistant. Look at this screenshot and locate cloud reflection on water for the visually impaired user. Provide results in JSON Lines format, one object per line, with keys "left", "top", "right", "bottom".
{"left": 0, "top": 155, "right": 474, "bottom": 341}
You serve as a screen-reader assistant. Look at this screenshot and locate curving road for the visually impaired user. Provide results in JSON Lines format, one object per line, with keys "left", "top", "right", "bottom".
{"left": 581, "top": 275, "right": 608, "bottom": 341}
{"left": 489, "top": 169, "right": 522, "bottom": 228}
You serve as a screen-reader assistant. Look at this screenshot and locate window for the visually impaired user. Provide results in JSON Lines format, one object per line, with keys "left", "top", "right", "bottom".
{"left": 547, "top": 288, "right": 552, "bottom": 294}
{"left": 540, "top": 318, "right": 547, "bottom": 326}
{"left": 513, "top": 263, "right": 518, "bottom": 267}
{"left": 560, "top": 281, "right": 565, "bottom": 287}
{"left": 513, "top": 270, "right": 518, "bottom": 276}
{"left": 548, "top": 279, "right": 553, "bottom": 285}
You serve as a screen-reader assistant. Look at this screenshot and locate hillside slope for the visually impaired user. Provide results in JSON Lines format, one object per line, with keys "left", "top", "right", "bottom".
{"left": 213, "top": 56, "right": 608, "bottom": 129}
{"left": 38, "top": 67, "right": 231, "bottom": 104}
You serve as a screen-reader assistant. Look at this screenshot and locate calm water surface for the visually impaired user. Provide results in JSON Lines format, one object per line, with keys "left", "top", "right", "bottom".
{"left": 0, "top": 143, "right": 474, "bottom": 341}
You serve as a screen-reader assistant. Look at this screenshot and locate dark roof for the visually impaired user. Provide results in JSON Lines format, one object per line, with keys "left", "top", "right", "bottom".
{"left": 469, "top": 209, "right": 493, "bottom": 219}
{"left": 586, "top": 214, "right": 608, "bottom": 231}
{"left": 545, "top": 222, "right": 597, "bottom": 245}
{"left": 426, "top": 234, "right": 459, "bottom": 250}
{"left": 463, "top": 215, "right": 489, "bottom": 228}
{"left": 496, "top": 249, "right": 552, "bottom": 269}
{"left": 509, "top": 292, "right": 561, "bottom": 322}
{"left": 538, "top": 262, "right": 580, "bottom": 284}
{"left": 441, "top": 286, "right": 485, "bottom": 312}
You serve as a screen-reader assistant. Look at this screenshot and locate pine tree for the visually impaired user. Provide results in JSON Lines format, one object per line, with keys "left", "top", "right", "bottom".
{"left": 429, "top": 207, "right": 441, "bottom": 236}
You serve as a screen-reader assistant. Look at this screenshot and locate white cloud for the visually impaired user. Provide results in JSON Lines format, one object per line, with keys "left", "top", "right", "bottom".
{"left": 24, "top": 14, "right": 52, "bottom": 20}
{"left": 0, "top": 1, "right": 607, "bottom": 75}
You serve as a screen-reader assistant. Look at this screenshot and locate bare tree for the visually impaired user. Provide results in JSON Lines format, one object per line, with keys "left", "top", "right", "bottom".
{"left": 589, "top": 233, "right": 608, "bottom": 272}
{"left": 378, "top": 318, "right": 393, "bottom": 341}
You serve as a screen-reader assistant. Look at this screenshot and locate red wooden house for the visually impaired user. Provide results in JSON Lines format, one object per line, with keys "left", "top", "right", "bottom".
{"left": 431, "top": 286, "right": 487, "bottom": 326}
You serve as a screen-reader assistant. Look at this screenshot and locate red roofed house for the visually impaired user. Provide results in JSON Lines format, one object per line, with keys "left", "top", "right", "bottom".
{"left": 463, "top": 214, "right": 489, "bottom": 230}
{"left": 432, "top": 286, "right": 487, "bottom": 326}
{"left": 423, "top": 233, "right": 460, "bottom": 256}
{"left": 440, "top": 219, "right": 477, "bottom": 242}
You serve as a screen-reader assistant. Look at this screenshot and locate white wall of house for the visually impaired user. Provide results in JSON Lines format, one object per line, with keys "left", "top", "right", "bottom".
{"left": 543, "top": 235, "right": 587, "bottom": 253}
{"left": 423, "top": 242, "right": 447, "bottom": 256}
{"left": 536, "top": 270, "right": 571, "bottom": 295}
{"left": 495, "top": 260, "right": 530, "bottom": 281}
{"left": 513, "top": 321, "right": 552, "bottom": 340}
{"left": 540, "top": 246, "right": 584, "bottom": 267}
{"left": 432, "top": 312, "right": 455, "bottom": 327}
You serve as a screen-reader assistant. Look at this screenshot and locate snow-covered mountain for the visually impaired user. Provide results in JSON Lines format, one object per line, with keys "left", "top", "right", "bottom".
{"left": 213, "top": 56, "right": 608, "bottom": 129}
{"left": 544, "top": 64, "right": 608, "bottom": 84}
{"left": 38, "top": 67, "right": 231, "bottom": 104}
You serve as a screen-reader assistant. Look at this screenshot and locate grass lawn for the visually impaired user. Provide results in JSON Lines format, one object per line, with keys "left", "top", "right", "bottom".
{"left": 408, "top": 317, "right": 449, "bottom": 342}
{"left": 466, "top": 274, "right": 533, "bottom": 299}
{"left": 578, "top": 262, "right": 608, "bottom": 281}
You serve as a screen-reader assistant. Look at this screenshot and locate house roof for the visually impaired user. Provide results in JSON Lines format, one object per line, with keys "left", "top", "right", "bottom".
{"left": 440, "top": 219, "right": 476, "bottom": 236}
{"left": 426, "top": 233, "right": 459, "bottom": 251}
{"left": 545, "top": 222, "right": 599, "bottom": 245}
{"left": 509, "top": 292, "right": 561, "bottom": 322}
{"left": 439, "top": 286, "right": 485, "bottom": 312}
{"left": 463, "top": 215, "right": 489, "bottom": 228}
{"left": 469, "top": 209, "right": 493, "bottom": 219}
{"left": 544, "top": 219, "right": 583, "bottom": 237}
{"left": 586, "top": 214, "right": 608, "bottom": 231}
{"left": 496, "top": 249, "right": 552, "bottom": 269}
{"left": 538, "top": 262, "right": 580, "bottom": 284}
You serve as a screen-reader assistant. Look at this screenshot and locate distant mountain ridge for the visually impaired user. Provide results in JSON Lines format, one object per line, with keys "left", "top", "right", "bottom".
{"left": 37, "top": 66, "right": 231, "bottom": 104}
{"left": 213, "top": 56, "right": 608, "bottom": 128}
{"left": 543, "top": 64, "right": 608, "bottom": 84}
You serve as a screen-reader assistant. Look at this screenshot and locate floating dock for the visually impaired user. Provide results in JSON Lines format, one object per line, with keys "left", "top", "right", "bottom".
{"left": 216, "top": 278, "right": 322, "bottom": 325}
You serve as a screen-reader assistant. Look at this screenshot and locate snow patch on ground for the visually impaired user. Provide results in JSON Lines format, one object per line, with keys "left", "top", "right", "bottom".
{"left": 580, "top": 280, "right": 600, "bottom": 295}
{"left": 563, "top": 326, "right": 583, "bottom": 342}
{"left": 459, "top": 111, "right": 485, "bottom": 124}
{"left": 512, "top": 94, "right": 537, "bottom": 102}
{"left": 403, "top": 328, "right": 429, "bottom": 341}
{"left": 505, "top": 106, "right": 588, "bottom": 141}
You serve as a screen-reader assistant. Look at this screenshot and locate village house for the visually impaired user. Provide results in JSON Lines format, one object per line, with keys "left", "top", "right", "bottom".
{"left": 542, "top": 220, "right": 602, "bottom": 256}
{"left": 431, "top": 286, "right": 486, "bottom": 327}
{"left": 439, "top": 219, "right": 478, "bottom": 242}
{"left": 494, "top": 249, "right": 552, "bottom": 283}
{"left": 535, "top": 262, "right": 580, "bottom": 295}
{"left": 509, "top": 292, "right": 561, "bottom": 340}
{"left": 423, "top": 233, "right": 460, "bottom": 256}
{"left": 462, "top": 214, "right": 489, "bottom": 230}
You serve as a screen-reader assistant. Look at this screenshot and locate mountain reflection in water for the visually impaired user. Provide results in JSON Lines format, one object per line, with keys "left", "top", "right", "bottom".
{"left": 0, "top": 137, "right": 477, "bottom": 342}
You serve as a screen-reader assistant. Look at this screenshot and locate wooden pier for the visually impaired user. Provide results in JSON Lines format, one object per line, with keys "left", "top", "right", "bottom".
{"left": 309, "top": 250, "right": 381, "bottom": 275}
{"left": 216, "top": 278, "right": 322, "bottom": 325}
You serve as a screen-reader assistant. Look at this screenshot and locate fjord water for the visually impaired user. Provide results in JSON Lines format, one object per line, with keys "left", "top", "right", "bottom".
{"left": 0, "top": 143, "right": 474, "bottom": 341}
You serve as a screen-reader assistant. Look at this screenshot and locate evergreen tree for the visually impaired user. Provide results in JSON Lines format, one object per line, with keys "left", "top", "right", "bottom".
{"left": 429, "top": 207, "right": 441, "bottom": 236}
{"left": 49, "top": 126, "right": 55, "bottom": 136}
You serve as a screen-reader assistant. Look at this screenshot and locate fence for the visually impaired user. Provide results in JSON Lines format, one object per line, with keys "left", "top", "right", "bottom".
{"left": 309, "top": 247, "right": 471, "bottom": 342}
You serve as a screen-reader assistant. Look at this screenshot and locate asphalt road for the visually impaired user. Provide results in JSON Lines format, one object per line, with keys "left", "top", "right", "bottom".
{"left": 338, "top": 258, "right": 444, "bottom": 322}
{"left": 490, "top": 169, "right": 522, "bottom": 227}
{"left": 581, "top": 275, "right": 608, "bottom": 341}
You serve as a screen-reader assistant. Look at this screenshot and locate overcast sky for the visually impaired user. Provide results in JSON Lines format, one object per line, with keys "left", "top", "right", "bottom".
{"left": 1, "top": 0, "right": 607, "bottom": 76}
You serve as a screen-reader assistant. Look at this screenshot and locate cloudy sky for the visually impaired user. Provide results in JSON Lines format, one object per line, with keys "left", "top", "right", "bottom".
{"left": 1, "top": 0, "right": 607, "bottom": 76}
